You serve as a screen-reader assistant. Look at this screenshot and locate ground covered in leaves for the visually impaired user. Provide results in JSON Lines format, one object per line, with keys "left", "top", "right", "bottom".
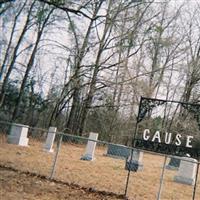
{"left": 0, "top": 167, "right": 123, "bottom": 200}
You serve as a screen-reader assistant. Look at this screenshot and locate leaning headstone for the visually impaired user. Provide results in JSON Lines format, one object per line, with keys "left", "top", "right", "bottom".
{"left": 7, "top": 123, "right": 29, "bottom": 146}
{"left": 125, "top": 150, "right": 143, "bottom": 171}
{"left": 106, "top": 144, "right": 130, "bottom": 159}
{"left": 44, "top": 127, "right": 57, "bottom": 152}
{"left": 174, "top": 157, "right": 197, "bottom": 185}
{"left": 81, "top": 132, "right": 98, "bottom": 161}
{"left": 166, "top": 157, "right": 181, "bottom": 170}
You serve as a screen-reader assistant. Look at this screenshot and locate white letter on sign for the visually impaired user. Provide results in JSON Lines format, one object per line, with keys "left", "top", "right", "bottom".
{"left": 152, "top": 131, "right": 161, "bottom": 143}
{"left": 186, "top": 136, "right": 193, "bottom": 148}
{"left": 164, "top": 132, "right": 172, "bottom": 144}
{"left": 143, "top": 129, "right": 150, "bottom": 140}
{"left": 175, "top": 134, "right": 181, "bottom": 146}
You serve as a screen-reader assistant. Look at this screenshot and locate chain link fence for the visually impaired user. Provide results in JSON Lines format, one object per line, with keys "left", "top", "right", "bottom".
{"left": 0, "top": 121, "right": 200, "bottom": 200}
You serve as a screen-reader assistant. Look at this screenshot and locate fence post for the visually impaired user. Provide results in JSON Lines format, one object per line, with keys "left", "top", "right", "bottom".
{"left": 50, "top": 134, "right": 63, "bottom": 179}
{"left": 124, "top": 148, "right": 134, "bottom": 197}
{"left": 157, "top": 155, "right": 167, "bottom": 200}
{"left": 192, "top": 162, "right": 199, "bottom": 200}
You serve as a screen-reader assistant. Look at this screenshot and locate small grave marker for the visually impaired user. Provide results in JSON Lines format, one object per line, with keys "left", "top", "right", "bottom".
{"left": 7, "top": 123, "right": 29, "bottom": 146}
{"left": 44, "top": 127, "right": 57, "bottom": 152}
{"left": 81, "top": 132, "right": 98, "bottom": 161}
{"left": 166, "top": 157, "right": 180, "bottom": 170}
{"left": 106, "top": 144, "right": 130, "bottom": 159}
{"left": 174, "top": 157, "right": 197, "bottom": 185}
{"left": 125, "top": 150, "right": 143, "bottom": 171}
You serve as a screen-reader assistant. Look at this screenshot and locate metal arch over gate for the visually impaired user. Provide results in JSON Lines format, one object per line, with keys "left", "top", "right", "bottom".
{"left": 125, "top": 96, "right": 200, "bottom": 200}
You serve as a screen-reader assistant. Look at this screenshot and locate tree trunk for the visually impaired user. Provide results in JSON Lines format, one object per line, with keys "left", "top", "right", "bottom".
{"left": 65, "top": 2, "right": 103, "bottom": 134}
{"left": 12, "top": 7, "right": 54, "bottom": 121}
{"left": 78, "top": 0, "right": 114, "bottom": 135}
{"left": 0, "top": 0, "right": 36, "bottom": 107}
{"left": 0, "top": 1, "right": 27, "bottom": 81}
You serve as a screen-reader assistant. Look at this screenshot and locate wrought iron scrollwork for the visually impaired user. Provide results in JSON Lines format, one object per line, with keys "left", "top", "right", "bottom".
{"left": 134, "top": 97, "right": 200, "bottom": 160}
{"left": 137, "top": 97, "right": 166, "bottom": 123}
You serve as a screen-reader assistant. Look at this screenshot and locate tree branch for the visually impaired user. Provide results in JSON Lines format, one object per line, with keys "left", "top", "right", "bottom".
{"left": 37, "top": 0, "right": 93, "bottom": 19}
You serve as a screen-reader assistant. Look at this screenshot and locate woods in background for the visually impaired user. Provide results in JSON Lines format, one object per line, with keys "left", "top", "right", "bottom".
{"left": 1, "top": 0, "right": 200, "bottom": 143}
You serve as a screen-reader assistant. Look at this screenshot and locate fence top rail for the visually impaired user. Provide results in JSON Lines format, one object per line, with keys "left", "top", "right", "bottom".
{"left": 0, "top": 120, "right": 199, "bottom": 163}
{"left": 56, "top": 131, "right": 200, "bottom": 164}
{"left": 0, "top": 120, "right": 48, "bottom": 133}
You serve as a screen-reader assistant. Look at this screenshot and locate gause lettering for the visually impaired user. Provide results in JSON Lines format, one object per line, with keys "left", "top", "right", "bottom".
{"left": 143, "top": 129, "right": 194, "bottom": 148}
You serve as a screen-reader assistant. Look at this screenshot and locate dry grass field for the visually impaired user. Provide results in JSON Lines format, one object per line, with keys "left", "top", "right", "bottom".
{"left": 0, "top": 134, "right": 199, "bottom": 200}
{"left": 0, "top": 167, "right": 122, "bottom": 200}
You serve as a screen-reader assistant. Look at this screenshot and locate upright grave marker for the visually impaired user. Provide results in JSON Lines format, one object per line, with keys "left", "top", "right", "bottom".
{"left": 106, "top": 144, "right": 130, "bottom": 159}
{"left": 125, "top": 149, "right": 143, "bottom": 171}
{"left": 81, "top": 132, "right": 98, "bottom": 161}
{"left": 174, "top": 157, "right": 198, "bottom": 185}
{"left": 7, "top": 123, "right": 29, "bottom": 146}
{"left": 166, "top": 157, "right": 181, "bottom": 170}
{"left": 44, "top": 127, "right": 57, "bottom": 152}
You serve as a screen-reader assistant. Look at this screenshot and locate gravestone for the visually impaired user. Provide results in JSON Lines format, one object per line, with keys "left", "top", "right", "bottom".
{"left": 81, "top": 132, "right": 98, "bottom": 161}
{"left": 44, "top": 127, "right": 57, "bottom": 152}
{"left": 166, "top": 157, "right": 181, "bottom": 170}
{"left": 7, "top": 123, "right": 29, "bottom": 146}
{"left": 174, "top": 157, "right": 197, "bottom": 185}
{"left": 125, "top": 150, "right": 143, "bottom": 171}
{"left": 106, "top": 144, "right": 130, "bottom": 159}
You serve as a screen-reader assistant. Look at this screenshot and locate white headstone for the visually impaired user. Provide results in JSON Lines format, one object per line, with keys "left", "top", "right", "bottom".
{"left": 174, "top": 157, "right": 198, "bottom": 185}
{"left": 7, "top": 123, "right": 29, "bottom": 146}
{"left": 125, "top": 150, "right": 143, "bottom": 171}
{"left": 132, "top": 150, "right": 143, "bottom": 164}
{"left": 81, "top": 132, "right": 98, "bottom": 161}
{"left": 44, "top": 127, "right": 57, "bottom": 152}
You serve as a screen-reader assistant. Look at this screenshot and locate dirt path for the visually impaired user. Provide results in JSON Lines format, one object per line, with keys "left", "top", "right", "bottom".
{"left": 0, "top": 167, "right": 124, "bottom": 200}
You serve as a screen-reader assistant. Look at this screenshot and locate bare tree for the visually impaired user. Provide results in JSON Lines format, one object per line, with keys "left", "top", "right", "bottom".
{"left": 12, "top": 3, "right": 55, "bottom": 121}
{"left": 0, "top": 0, "right": 37, "bottom": 106}
{"left": 0, "top": 0, "right": 27, "bottom": 81}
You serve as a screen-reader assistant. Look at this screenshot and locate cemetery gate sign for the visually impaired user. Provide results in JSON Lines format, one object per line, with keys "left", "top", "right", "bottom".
{"left": 133, "top": 97, "right": 200, "bottom": 160}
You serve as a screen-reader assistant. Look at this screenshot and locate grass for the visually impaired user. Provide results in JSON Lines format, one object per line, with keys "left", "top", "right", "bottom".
{"left": 0, "top": 135, "right": 199, "bottom": 200}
